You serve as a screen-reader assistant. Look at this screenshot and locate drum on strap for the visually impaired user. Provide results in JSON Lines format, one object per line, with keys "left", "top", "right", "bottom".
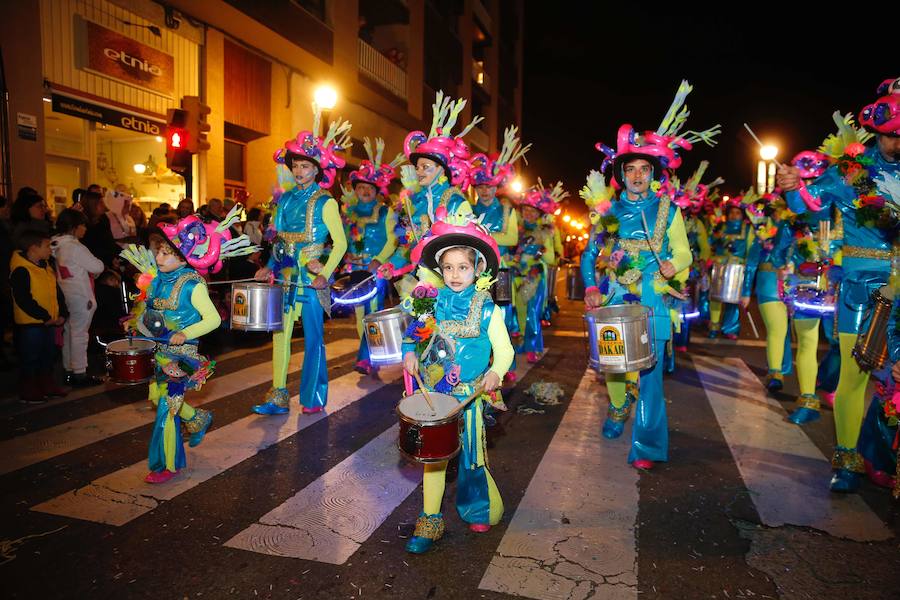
{"left": 852, "top": 285, "right": 894, "bottom": 372}
{"left": 584, "top": 304, "right": 656, "bottom": 373}
{"left": 105, "top": 338, "right": 156, "bottom": 385}
{"left": 709, "top": 262, "right": 746, "bottom": 304}
{"left": 679, "top": 281, "right": 700, "bottom": 322}
{"left": 783, "top": 262, "right": 836, "bottom": 318}
{"left": 492, "top": 268, "right": 513, "bottom": 306}
{"left": 331, "top": 271, "right": 377, "bottom": 307}
{"left": 363, "top": 306, "right": 410, "bottom": 365}
{"left": 231, "top": 282, "right": 284, "bottom": 332}
{"left": 397, "top": 391, "right": 462, "bottom": 463}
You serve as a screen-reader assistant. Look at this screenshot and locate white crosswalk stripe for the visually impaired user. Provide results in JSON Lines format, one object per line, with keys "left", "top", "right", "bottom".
{"left": 0, "top": 338, "right": 359, "bottom": 476}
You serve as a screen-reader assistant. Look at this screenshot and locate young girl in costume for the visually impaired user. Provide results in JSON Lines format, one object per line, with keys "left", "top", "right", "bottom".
{"left": 401, "top": 212, "right": 514, "bottom": 553}
{"left": 120, "top": 206, "right": 258, "bottom": 483}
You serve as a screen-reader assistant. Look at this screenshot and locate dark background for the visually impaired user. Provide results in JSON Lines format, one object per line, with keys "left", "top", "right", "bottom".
{"left": 522, "top": 4, "right": 896, "bottom": 216}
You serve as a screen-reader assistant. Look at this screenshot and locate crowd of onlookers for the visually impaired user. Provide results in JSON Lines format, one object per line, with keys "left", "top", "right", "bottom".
{"left": 1, "top": 185, "right": 269, "bottom": 404}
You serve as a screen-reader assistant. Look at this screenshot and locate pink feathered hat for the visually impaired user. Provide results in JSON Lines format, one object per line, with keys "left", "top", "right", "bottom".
{"left": 410, "top": 209, "right": 501, "bottom": 276}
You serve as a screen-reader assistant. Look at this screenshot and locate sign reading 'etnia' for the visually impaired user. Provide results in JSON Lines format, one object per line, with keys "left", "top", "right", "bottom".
{"left": 83, "top": 20, "right": 174, "bottom": 96}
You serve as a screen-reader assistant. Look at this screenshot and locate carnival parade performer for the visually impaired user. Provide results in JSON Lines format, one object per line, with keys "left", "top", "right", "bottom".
{"left": 339, "top": 138, "right": 403, "bottom": 374}
{"left": 741, "top": 191, "right": 793, "bottom": 390}
{"left": 514, "top": 180, "right": 566, "bottom": 364}
{"left": 401, "top": 212, "right": 514, "bottom": 553}
{"left": 708, "top": 195, "right": 750, "bottom": 340}
{"left": 584, "top": 80, "right": 719, "bottom": 469}
{"left": 776, "top": 77, "right": 900, "bottom": 492}
{"left": 120, "top": 205, "right": 258, "bottom": 483}
{"left": 470, "top": 125, "right": 530, "bottom": 378}
{"left": 251, "top": 104, "right": 351, "bottom": 416}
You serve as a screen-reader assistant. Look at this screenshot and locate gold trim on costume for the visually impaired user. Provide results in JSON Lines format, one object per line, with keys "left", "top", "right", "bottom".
{"left": 276, "top": 189, "right": 329, "bottom": 244}
{"left": 842, "top": 245, "right": 891, "bottom": 260}
{"left": 151, "top": 273, "right": 206, "bottom": 311}
{"left": 617, "top": 196, "right": 671, "bottom": 259}
{"left": 438, "top": 290, "right": 490, "bottom": 339}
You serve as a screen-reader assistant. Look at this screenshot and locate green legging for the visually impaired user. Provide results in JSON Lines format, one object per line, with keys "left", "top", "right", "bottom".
{"left": 759, "top": 301, "right": 788, "bottom": 373}
{"left": 834, "top": 333, "right": 869, "bottom": 449}
{"left": 793, "top": 318, "right": 820, "bottom": 396}
{"left": 607, "top": 372, "right": 639, "bottom": 409}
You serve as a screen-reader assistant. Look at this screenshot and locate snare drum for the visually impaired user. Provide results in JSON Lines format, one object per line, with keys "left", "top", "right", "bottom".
{"left": 492, "top": 268, "right": 513, "bottom": 306}
{"left": 363, "top": 307, "right": 410, "bottom": 365}
{"left": 709, "top": 262, "right": 746, "bottom": 304}
{"left": 106, "top": 338, "right": 156, "bottom": 385}
{"left": 584, "top": 305, "right": 656, "bottom": 373}
{"left": 397, "top": 392, "right": 462, "bottom": 463}
{"left": 853, "top": 285, "right": 894, "bottom": 372}
{"left": 231, "top": 282, "right": 284, "bottom": 331}
{"left": 332, "top": 271, "right": 377, "bottom": 307}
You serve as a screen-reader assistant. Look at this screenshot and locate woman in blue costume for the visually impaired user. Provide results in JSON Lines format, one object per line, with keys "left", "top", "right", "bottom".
{"left": 584, "top": 80, "right": 718, "bottom": 470}
{"left": 401, "top": 215, "right": 514, "bottom": 553}
{"left": 120, "top": 206, "right": 258, "bottom": 483}
{"left": 252, "top": 106, "right": 351, "bottom": 416}
{"left": 776, "top": 77, "right": 900, "bottom": 492}
{"left": 469, "top": 125, "right": 530, "bottom": 381}
{"left": 339, "top": 138, "right": 402, "bottom": 374}
{"left": 741, "top": 192, "right": 794, "bottom": 391}
{"left": 708, "top": 197, "right": 750, "bottom": 340}
{"left": 513, "top": 181, "right": 565, "bottom": 364}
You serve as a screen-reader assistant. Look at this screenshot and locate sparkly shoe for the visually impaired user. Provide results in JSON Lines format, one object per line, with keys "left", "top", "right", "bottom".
{"left": 145, "top": 470, "right": 177, "bottom": 484}
{"left": 405, "top": 513, "right": 445, "bottom": 554}
{"left": 830, "top": 446, "right": 864, "bottom": 493}
{"left": 504, "top": 372, "right": 517, "bottom": 385}
{"left": 723, "top": 333, "right": 738, "bottom": 341}
{"left": 184, "top": 408, "right": 213, "bottom": 447}
{"left": 765, "top": 372, "right": 783, "bottom": 392}
{"left": 787, "top": 395, "right": 820, "bottom": 425}
{"left": 526, "top": 352, "right": 539, "bottom": 364}
{"left": 252, "top": 387, "right": 290, "bottom": 415}
{"left": 602, "top": 395, "right": 632, "bottom": 440}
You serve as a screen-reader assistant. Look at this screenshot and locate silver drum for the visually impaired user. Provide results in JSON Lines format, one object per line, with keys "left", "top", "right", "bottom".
{"left": 585, "top": 305, "right": 656, "bottom": 373}
{"left": 492, "top": 268, "right": 513, "bottom": 306}
{"left": 231, "top": 282, "right": 284, "bottom": 332}
{"left": 546, "top": 266, "right": 559, "bottom": 295}
{"left": 709, "top": 262, "right": 746, "bottom": 304}
{"left": 364, "top": 307, "right": 410, "bottom": 365}
{"left": 567, "top": 266, "right": 585, "bottom": 300}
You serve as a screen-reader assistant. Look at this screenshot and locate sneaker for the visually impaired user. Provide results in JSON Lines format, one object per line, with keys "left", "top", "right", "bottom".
{"left": 632, "top": 459, "right": 654, "bottom": 470}
{"left": 67, "top": 373, "right": 106, "bottom": 387}
{"left": 144, "top": 470, "right": 178, "bottom": 484}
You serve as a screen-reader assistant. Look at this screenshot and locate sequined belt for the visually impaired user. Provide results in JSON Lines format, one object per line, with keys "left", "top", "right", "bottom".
{"left": 842, "top": 245, "right": 891, "bottom": 261}
{"left": 758, "top": 263, "right": 776, "bottom": 272}
{"left": 278, "top": 231, "right": 311, "bottom": 243}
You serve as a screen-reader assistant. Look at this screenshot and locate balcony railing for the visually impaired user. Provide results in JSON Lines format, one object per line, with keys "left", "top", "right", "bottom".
{"left": 358, "top": 39, "right": 407, "bottom": 100}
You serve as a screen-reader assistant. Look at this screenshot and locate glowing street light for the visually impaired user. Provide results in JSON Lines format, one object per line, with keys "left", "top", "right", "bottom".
{"left": 759, "top": 145, "right": 778, "bottom": 161}
{"left": 510, "top": 178, "right": 523, "bottom": 194}
{"left": 562, "top": 214, "right": 571, "bottom": 223}
{"left": 314, "top": 84, "right": 338, "bottom": 110}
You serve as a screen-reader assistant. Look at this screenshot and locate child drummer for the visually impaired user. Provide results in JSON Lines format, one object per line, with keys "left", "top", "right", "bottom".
{"left": 119, "top": 206, "right": 258, "bottom": 483}
{"left": 401, "top": 211, "right": 514, "bottom": 553}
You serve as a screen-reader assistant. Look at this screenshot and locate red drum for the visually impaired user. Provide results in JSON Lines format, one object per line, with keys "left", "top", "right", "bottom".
{"left": 106, "top": 338, "right": 156, "bottom": 385}
{"left": 397, "top": 391, "right": 461, "bottom": 463}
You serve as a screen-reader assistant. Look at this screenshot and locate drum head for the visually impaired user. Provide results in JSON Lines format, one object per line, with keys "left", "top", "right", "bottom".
{"left": 398, "top": 392, "right": 458, "bottom": 420}
{"left": 107, "top": 338, "right": 156, "bottom": 353}
{"left": 364, "top": 306, "right": 404, "bottom": 323}
{"left": 333, "top": 271, "right": 372, "bottom": 292}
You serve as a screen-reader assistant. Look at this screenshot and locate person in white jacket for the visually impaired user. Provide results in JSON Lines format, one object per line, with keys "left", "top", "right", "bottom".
{"left": 52, "top": 209, "right": 105, "bottom": 386}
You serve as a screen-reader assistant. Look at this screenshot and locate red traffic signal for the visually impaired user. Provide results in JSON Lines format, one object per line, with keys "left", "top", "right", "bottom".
{"left": 166, "top": 108, "right": 191, "bottom": 173}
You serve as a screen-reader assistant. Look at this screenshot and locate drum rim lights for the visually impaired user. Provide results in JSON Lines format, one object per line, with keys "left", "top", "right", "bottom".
{"left": 792, "top": 300, "right": 836, "bottom": 314}
{"left": 331, "top": 285, "right": 379, "bottom": 305}
{"left": 370, "top": 352, "right": 403, "bottom": 364}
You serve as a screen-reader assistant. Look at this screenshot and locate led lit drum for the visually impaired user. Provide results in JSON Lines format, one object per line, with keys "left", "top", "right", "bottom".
{"left": 678, "top": 282, "right": 699, "bottom": 322}
{"left": 105, "top": 338, "right": 156, "bottom": 385}
{"left": 852, "top": 285, "right": 894, "bottom": 372}
{"left": 332, "top": 271, "right": 377, "bottom": 307}
{"left": 709, "top": 262, "right": 746, "bottom": 304}
{"left": 584, "top": 305, "right": 655, "bottom": 373}
{"left": 567, "top": 265, "right": 586, "bottom": 300}
{"left": 397, "top": 391, "right": 462, "bottom": 463}
{"left": 363, "top": 307, "right": 410, "bottom": 365}
{"left": 231, "top": 282, "right": 284, "bottom": 332}
{"left": 784, "top": 262, "right": 836, "bottom": 318}
{"left": 492, "top": 268, "right": 513, "bottom": 306}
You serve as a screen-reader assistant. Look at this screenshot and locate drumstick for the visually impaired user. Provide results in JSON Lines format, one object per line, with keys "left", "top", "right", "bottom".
{"left": 744, "top": 309, "right": 761, "bottom": 339}
{"left": 336, "top": 273, "right": 377, "bottom": 302}
{"left": 639, "top": 210, "right": 664, "bottom": 267}
{"left": 446, "top": 385, "right": 487, "bottom": 419}
{"left": 412, "top": 371, "right": 436, "bottom": 412}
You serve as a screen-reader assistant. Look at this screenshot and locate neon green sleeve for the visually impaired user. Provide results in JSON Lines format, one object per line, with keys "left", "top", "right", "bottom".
{"left": 541, "top": 230, "right": 558, "bottom": 266}
{"left": 697, "top": 220, "right": 711, "bottom": 261}
{"left": 667, "top": 208, "right": 692, "bottom": 273}
{"left": 321, "top": 198, "right": 348, "bottom": 280}
{"left": 374, "top": 207, "right": 398, "bottom": 263}
{"left": 492, "top": 206, "right": 519, "bottom": 247}
{"left": 554, "top": 226, "right": 564, "bottom": 257}
{"left": 180, "top": 283, "right": 222, "bottom": 340}
{"left": 487, "top": 306, "right": 514, "bottom": 379}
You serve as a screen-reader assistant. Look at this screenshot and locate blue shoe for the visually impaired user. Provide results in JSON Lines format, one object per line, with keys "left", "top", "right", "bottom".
{"left": 708, "top": 329, "right": 720, "bottom": 339}
{"left": 405, "top": 513, "right": 444, "bottom": 554}
{"left": 184, "top": 408, "right": 213, "bottom": 447}
{"left": 252, "top": 402, "right": 289, "bottom": 415}
{"left": 787, "top": 406, "right": 820, "bottom": 425}
{"left": 829, "top": 468, "right": 861, "bottom": 493}
{"left": 602, "top": 417, "right": 624, "bottom": 439}
{"left": 765, "top": 373, "right": 783, "bottom": 392}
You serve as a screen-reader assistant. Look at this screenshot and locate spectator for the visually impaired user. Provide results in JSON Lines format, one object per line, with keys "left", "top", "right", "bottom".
{"left": 148, "top": 206, "right": 176, "bottom": 229}
{"left": 176, "top": 198, "right": 194, "bottom": 219}
{"left": 105, "top": 188, "right": 137, "bottom": 242}
{"left": 129, "top": 202, "right": 147, "bottom": 235}
{"left": 0, "top": 195, "right": 12, "bottom": 368}
{"left": 80, "top": 190, "right": 121, "bottom": 269}
{"left": 207, "top": 197, "right": 225, "bottom": 220}
{"left": 10, "top": 188, "right": 51, "bottom": 246}
{"left": 52, "top": 209, "right": 105, "bottom": 386}
{"left": 10, "top": 229, "right": 69, "bottom": 403}
{"left": 243, "top": 207, "right": 264, "bottom": 246}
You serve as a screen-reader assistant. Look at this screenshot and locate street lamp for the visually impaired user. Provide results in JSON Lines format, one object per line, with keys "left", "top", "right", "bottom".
{"left": 562, "top": 214, "right": 571, "bottom": 223}
{"left": 510, "top": 178, "right": 523, "bottom": 194}
{"left": 759, "top": 145, "right": 778, "bottom": 161}
{"left": 314, "top": 85, "right": 338, "bottom": 110}
{"left": 757, "top": 144, "right": 778, "bottom": 195}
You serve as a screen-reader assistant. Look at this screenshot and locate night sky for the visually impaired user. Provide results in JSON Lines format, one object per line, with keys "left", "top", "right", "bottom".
{"left": 522, "top": 4, "right": 895, "bottom": 214}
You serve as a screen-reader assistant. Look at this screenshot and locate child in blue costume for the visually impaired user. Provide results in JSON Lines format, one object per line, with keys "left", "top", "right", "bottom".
{"left": 340, "top": 138, "right": 402, "bottom": 373}
{"left": 469, "top": 125, "right": 530, "bottom": 381}
{"left": 584, "top": 80, "right": 717, "bottom": 470}
{"left": 121, "top": 206, "right": 258, "bottom": 483}
{"left": 741, "top": 192, "right": 794, "bottom": 391}
{"left": 708, "top": 198, "right": 750, "bottom": 340}
{"left": 401, "top": 214, "right": 514, "bottom": 553}
{"left": 252, "top": 109, "right": 351, "bottom": 416}
{"left": 513, "top": 181, "right": 565, "bottom": 364}
{"left": 776, "top": 77, "right": 900, "bottom": 493}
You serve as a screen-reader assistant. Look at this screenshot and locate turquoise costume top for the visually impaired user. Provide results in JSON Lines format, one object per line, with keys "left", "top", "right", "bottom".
{"left": 743, "top": 222, "right": 782, "bottom": 304}
{"left": 785, "top": 146, "right": 899, "bottom": 333}
{"left": 145, "top": 266, "right": 205, "bottom": 335}
{"left": 711, "top": 220, "right": 750, "bottom": 264}
{"left": 581, "top": 190, "right": 692, "bottom": 342}
{"left": 474, "top": 198, "right": 515, "bottom": 256}
{"left": 409, "top": 179, "right": 468, "bottom": 239}
{"left": 343, "top": 198, "right": 392, "bottom": 270}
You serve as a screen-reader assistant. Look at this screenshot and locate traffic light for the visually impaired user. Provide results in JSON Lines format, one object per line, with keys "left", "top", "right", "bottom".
{"left": 182, "top": 95, "right": 211, "bottom": 154}
{"left": 165, "top": 108, "right": 191, "bottom": 173}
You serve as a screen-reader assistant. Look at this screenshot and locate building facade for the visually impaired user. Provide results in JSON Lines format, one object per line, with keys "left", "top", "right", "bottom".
{"left": 0, "top": 0, "right": 524, "bottom": 213}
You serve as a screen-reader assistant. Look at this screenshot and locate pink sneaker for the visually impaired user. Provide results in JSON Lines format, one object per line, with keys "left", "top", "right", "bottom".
{"left": 504, "top": 372, "right": 518, "bottom": 385}
{"left": 818, "top": 390, "right": 835, "bottom": 408}
{"left": 864, "top": 460, "right": 896, "bottom": 489}
{"left": 526, "top": 352, "right": 539, "bottom": 364}
{"left": 302, "top": 406, "right": 324, "bottom": 414}
{"left": 354, "top": 360, "right": 371, "bottom": 375}
{"left": 469, "top": 523, "right": 491, "bottom": 533}
{"left": 674, "top": 346, "right": 687, "bottom": 352}
{"left": 723, "top": 333, "right": 738, "bottom": 341}
{"left": 632, "top": 459, "right": 654, "bottom": 471}
{"left": 144, "top": 470, "right": 178, "bottom": 484}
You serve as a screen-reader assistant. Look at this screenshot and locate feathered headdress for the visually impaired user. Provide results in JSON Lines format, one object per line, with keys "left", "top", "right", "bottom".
{"left": 469, "top": 125, "right": 531, "bottom": 188}
{"left": 521, "top": 179, "right": 568, "bottom": 214}
{"left": 273, "top": 101, "right": 353, "bottom": 189}
{"left": 348, "top": 137, "right": 404, "bottom": 196}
